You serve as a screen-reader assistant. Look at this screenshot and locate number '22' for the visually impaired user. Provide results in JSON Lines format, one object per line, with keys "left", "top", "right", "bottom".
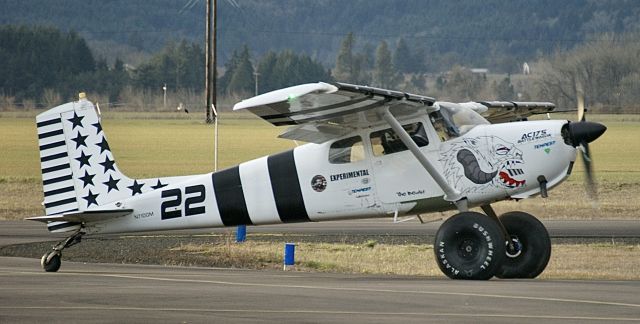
{"left": 160, "top": 185, "right": 206, "bottom": 220}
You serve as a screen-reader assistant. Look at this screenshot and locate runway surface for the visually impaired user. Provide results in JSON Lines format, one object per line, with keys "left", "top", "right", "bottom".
{"left": 1, "top": 220, "right": 639, "bottom": 322}
{"left": 0, "top": 256, "right": 638, "bottom": 323}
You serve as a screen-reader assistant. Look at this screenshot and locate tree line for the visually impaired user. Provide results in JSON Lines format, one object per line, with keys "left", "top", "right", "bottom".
{"left": 0, "top": 25, "right": 332, "bottom": 107}
{"left": 4, "top": 0, "right": 639, "bottom": 73}
{"left": 1, "top": 25, "right": 639, "bottom": 112}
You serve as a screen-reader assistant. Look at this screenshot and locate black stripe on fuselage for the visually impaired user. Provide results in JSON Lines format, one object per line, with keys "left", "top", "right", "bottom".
{"left": 211, "top": 167, "right": 253, "bottom": 226}
{"left": 267, "top": 150, "right": 310, "bottom": 223}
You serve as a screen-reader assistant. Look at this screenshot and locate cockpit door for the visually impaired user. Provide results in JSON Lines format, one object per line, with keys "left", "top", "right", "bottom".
{"left": 370, "top": 119, "right": 443, "bottom": 204}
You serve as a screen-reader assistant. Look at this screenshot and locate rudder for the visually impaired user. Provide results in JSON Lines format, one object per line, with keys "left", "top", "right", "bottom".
{"left": 36, "top": 97, "right": 134, "bottom": 217}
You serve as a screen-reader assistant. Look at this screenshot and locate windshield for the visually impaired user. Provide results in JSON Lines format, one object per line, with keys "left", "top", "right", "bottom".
{"left": 438, "top": 103, "right": 489, "bottom": 137}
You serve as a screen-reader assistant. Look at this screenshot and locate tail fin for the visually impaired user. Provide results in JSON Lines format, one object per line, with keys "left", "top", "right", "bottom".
{"left": 36, "top": 98, "right": 142, "bottom": 216}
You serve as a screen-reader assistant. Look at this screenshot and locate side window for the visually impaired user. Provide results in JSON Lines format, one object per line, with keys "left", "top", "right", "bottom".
{"left": 370, "top": 122, "right": 428, "bottom": 156}
{"left": 429, "top": 111, "right": 452, "bottom": 141}
{"left": 329, "top": 136, "right": 365, "bottom": 164}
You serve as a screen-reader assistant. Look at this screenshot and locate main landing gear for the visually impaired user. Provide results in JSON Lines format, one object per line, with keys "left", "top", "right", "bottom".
{"left": 41, "top": 230, "right": 85, "bottom": 272}
{"left": 434, "top": 208, "right": 551, "bottom": 280}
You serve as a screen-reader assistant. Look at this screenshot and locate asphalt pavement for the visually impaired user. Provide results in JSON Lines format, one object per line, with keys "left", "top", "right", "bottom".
{"left": 0, "top": 256, "right": 638, "bottom": 323}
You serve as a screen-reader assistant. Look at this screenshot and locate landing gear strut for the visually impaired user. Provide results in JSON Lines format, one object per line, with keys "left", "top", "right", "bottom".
{"left": 41, "top": 230, "right": 85, "bottom": 272}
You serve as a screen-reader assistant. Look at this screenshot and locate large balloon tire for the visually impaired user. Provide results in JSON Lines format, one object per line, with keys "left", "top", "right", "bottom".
{"left": 495, "top": 211, "right": 551, "bottom": 279}
{"left": 434, "top": 211, "right": 505, "bottom": 280}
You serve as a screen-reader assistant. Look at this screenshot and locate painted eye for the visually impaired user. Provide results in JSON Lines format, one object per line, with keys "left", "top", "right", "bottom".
{"left": 496, "top": 145, "right": 510, "bottom": 155}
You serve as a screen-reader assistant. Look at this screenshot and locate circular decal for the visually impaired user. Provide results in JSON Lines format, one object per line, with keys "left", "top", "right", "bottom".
{"left": 311, "top": 175, "right": 327, "bottom": 192}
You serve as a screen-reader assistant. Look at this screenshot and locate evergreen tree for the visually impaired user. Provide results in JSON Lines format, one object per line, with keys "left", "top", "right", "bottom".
{"left": 259, "top": 50, "right": 331, "bottom": 92}
{"left": 333, "top": 32, "right": 357, "bottom": 83}
{"left": 493, "top": 76, "right": 515, "bottom": 100}
{"left": 256, "top": 51, "right": 278, "bottom": 94}
{"left": 226, "top": 46, "right": 254, "bottom": 96}
{"left": 393, "top": 38, "right": 413, "bottom": 74}
{"left": 134, "top": 40, "right": 203, "bottom": 91}
{"left": 443, "top": 65, "right": 485, "bottom": 100}
{"left": 373, "top": 41, "right": 398, "bottom": 88}
{"left": 0, "top": 25, "right": 97, "bottom": 102}
{"left": 219, "top": 47, "right": 241, "bottom": 94}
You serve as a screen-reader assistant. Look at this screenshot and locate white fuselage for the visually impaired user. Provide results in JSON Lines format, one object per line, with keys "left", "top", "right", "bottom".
{"left": 88, "top": 115, "right": 576, "bottom": 235}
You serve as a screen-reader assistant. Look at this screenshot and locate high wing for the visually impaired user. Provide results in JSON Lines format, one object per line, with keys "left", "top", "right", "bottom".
{"left": 233, "top": 82, "right": 436, "bottom": 143}
{"left": 464, "top": 101, "right": 556, "bottom": 123}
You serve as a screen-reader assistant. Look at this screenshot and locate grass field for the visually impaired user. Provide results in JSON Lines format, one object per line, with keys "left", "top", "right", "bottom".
{"left": 172, "top": 241, "right": 640, "bottom": 280}
{"left": 0, "top": 111, "right": 638, "bottom": 220}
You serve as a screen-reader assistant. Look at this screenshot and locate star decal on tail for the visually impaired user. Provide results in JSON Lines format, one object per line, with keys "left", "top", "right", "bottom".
{"left": 128, "top": 180, "right": 144, "bottom": 196}
{"left": 67, "top": 112, "right": 84, "bottom": 130}
{"left": 83, "top": 189, "right": 99, "bottom": 207}
{"left": 103, "top": 175, "right": 120, "bottom": 192}
{"left": 75, "top": 151, "right": 91, "bottom": 169}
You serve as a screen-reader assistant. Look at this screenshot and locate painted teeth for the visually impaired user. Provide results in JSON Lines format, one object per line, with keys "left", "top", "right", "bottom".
{"left": 506, "top": 169, "right": 524, "bottom": 177}
{"left": 498, "top": 171, "right": 526, "bottom": 188}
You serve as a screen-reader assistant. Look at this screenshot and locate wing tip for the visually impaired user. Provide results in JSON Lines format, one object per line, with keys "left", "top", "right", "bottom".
{"left": 233, "top": 82, "right": 337, "bottom": 111}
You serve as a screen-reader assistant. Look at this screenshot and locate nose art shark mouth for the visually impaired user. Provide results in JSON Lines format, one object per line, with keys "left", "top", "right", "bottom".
{"left": 498, "top": 163, "right": 526, "bottom": 188}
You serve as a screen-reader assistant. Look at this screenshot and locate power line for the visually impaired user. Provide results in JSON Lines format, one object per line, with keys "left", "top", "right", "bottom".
{"left": 73, "top": 26, "right": 640, "bottom": 45}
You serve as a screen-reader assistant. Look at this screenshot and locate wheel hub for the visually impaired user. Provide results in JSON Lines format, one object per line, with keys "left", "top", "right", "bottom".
{"left": 505, "top": 236, "right": 523, "bottom": 258}
{"left": 457, "top": 238, "right": 478, "bottom": 259}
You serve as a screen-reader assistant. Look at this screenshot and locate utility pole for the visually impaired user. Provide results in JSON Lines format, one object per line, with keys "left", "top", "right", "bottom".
{"left": 205, "top": 0, "right": 216, "bottom": 124}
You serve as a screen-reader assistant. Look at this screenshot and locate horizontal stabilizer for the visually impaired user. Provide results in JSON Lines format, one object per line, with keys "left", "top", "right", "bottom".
{"left": 26, "top": 209, "right": 133, "bottom": 223}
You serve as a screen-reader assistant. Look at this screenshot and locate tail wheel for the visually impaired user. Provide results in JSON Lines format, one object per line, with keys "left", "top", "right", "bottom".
{"left": 495, "top": 211, "right": 551, "bottom": 279}
{"left": 434, "top": 211, "right": 505, "bottom": 280}
{"left": 41, "top": 252, "right": 62, "bottom": 272}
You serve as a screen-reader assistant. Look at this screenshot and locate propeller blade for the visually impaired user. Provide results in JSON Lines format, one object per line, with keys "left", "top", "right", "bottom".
{"left": 574, "top": 80, "right": 600, "bottom": 204}
{"left": 576, "top": 83, "right": 585, "bottom": 122}
{"left": 580, "top": 142, "right": 598, "bottom": 200}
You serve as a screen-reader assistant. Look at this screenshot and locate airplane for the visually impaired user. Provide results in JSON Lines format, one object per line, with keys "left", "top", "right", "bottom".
{"left": 29, "top": 82, "right": 606, "bottom": 280}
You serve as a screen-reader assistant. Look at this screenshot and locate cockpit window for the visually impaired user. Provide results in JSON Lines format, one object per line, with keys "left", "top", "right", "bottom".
{"left": 370, "top": 122, "right": 429, "bottom": 156}
{"left": 435, "top": 103, "right": 490, "bottom": 137}
{"left": 329, "top": 136, "right": 365, "bottom": 164}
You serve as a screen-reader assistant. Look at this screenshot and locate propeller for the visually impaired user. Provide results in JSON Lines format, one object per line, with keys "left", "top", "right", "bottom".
{"left": 577, "top": 90, "right": 595, "bottom": 199}
{"left": 567, "top": 83, "right": 606, "bottom": 201}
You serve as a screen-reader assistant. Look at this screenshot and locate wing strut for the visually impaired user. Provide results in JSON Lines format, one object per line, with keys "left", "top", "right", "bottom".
{"left": 380, "top": 107, "right": 468, "bottom": 212}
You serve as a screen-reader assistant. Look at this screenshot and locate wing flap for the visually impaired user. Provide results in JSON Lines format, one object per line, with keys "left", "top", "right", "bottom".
{"left": 26, "top": 209, "right": 134, "bottom": 223}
